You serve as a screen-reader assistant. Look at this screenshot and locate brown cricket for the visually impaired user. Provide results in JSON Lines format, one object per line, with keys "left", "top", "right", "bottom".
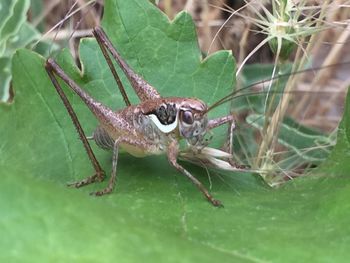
{"left": 45, "top": 26, "right": 245, "bottom": 207}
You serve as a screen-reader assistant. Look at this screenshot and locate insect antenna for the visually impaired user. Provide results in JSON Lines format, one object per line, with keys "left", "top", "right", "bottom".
{"left": 197, "top": 59, "right": 350, "bottom": 186}
{"left": 206, "top": 61, "right": 350, "bottom": 113}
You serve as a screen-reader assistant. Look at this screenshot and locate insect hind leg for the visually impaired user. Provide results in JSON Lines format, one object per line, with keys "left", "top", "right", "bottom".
{"left": 93, "top": 27, "right": 161, "bottom": 102}
{"left": 45, "top": 59, "right": 106, "bottom": 189}
{"left": 67, "top": 172, "right": 105, "bottom": 188}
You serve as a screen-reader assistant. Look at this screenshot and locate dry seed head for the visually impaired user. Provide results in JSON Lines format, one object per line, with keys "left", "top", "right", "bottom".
{"left": 268, "top": 0, "right": 298, "bottom": 59}
{"left": 264, "top": 0, "right": 322, "bottom": 60}
{"left": 232, "top": 0, "right": 325, "bottom": 75}
{"left": 268, "top": 19, "right": 296, "bottom": 59}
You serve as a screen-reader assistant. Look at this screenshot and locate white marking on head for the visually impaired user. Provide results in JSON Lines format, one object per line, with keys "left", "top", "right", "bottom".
{"left": 149, "top": 114, "right": 178, "bottom": 133}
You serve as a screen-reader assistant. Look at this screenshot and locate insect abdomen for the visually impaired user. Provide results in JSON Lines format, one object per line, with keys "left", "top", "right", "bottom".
{"left": 92, "top": 126, "right": 115, "bottom": 150}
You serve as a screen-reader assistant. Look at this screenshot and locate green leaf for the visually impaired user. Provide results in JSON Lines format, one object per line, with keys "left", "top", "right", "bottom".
{"left": 0, "top": 57, "right": 12, "bottom": 101}
{"left": 0, "top": 22, "right": 41, "bottom": 101}
{"left": 0, "top": 0, "right": 16, "bottom": 41}
{"left": 4, "top": 22, "right": 41, "bottom": 55}
{"left": 1, "top": 0, "right": 350, "bottom": 261}
{"left": 234, "top": 63, "right": 293, "bottom": 114}
{"left": 246, "top": 114, "right": 333, "bottom": 163}
{"left": 316, "top": 86, "right": 350, "bottom": 175}
{"left": 0, "top": 0, "right": 30, "bottom": 55}
{"left": 0, "top": 0, "right": 37, "bottom": 102}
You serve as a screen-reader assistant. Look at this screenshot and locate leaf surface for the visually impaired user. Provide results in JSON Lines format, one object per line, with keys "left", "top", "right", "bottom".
{"left": 1, "top": 0, "right": 350, "bottom": 262}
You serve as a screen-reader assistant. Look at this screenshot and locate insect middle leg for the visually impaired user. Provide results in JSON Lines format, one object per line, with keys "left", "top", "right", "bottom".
{"left": 91, "top": 139, "right": 120, "bottom": 196}
{"left": 91, "top": 136, "right": 159, "bottom": 196}
{"left": 62, "top": 134, "right": 118, "bottom": 196}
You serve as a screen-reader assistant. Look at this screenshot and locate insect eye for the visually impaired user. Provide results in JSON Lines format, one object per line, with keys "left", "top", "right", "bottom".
{"left": 181, "top": 110, "right": 194, "bottom": 125}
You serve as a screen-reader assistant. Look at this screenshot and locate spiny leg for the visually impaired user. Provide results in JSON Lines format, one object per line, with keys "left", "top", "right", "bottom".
{"left": 90, "top": 136, "right": 156, "bottom": 196}
{"left": 93, "top": 27, "right": 161, "bottom": 102}
{"left": 225, "top": 116, "right": 235, "bottom": 158}
{"left": 207, "top": 115, "right": 236, "bottom": 155}
{"left": 45, "top": 61, "right": 105, "bottom": 188}
{"left": 167, "top": 141, "right": 222, "bottom": 207}
{"left": 207, "top": 115, "right": 247, "bottom": 169}
{"left": 92, "top": 139, "right": 120, "bottom": 196}
{"left": 93, "top": 29, "right": 131, "bottom": 106}
{"left": 226, "top": 118, "right": 250, "bottom": 169}
{"left": 208, "top": 115, "right": 235, "bottom": 154}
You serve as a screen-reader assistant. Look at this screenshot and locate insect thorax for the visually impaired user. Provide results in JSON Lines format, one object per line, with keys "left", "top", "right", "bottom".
{"left": 91, "top": 103, "right": 179, "bottom": 152}
{"left": 133, "top": 105, "right": 176, "bottom": 145}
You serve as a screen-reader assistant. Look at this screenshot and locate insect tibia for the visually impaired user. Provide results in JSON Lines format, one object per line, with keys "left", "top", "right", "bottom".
{"left": 45, "top": 58, "right": 117, "bottom": 130}
{"left": 93, "top": 27, "right": 161, "bottom": 101}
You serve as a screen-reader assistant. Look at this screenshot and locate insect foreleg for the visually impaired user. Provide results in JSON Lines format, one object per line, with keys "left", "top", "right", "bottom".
{"left": 167, "top": 140, "right": 222, "bottom": 207}
{"left": 207, "top": 115, "right": 247, "bottom": 169}
{"left": 45, "top": 62, "right": 105, "bottom": 186}
{"left": 207, "top": 115, "right": 235, "bottom": 130}
{"left": 207, "top": 115, "right": 235, "bottom": 155}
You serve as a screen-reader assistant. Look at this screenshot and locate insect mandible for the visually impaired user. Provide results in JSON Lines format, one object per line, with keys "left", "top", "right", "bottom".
{"left": 45, "top": 27, "right": 246, "bottom": 207}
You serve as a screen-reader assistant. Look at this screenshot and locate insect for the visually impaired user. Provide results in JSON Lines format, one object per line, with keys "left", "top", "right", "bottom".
{"left": 45, "top": 26, "right": 247, "bottom": 207}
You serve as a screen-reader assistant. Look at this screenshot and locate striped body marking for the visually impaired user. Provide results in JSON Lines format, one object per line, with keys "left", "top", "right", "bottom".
{"left": 148, "top": 103, "right": 178, "bottom": 133}
{"left": 148, "top": 113, "right": 178, "bottom": 133}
